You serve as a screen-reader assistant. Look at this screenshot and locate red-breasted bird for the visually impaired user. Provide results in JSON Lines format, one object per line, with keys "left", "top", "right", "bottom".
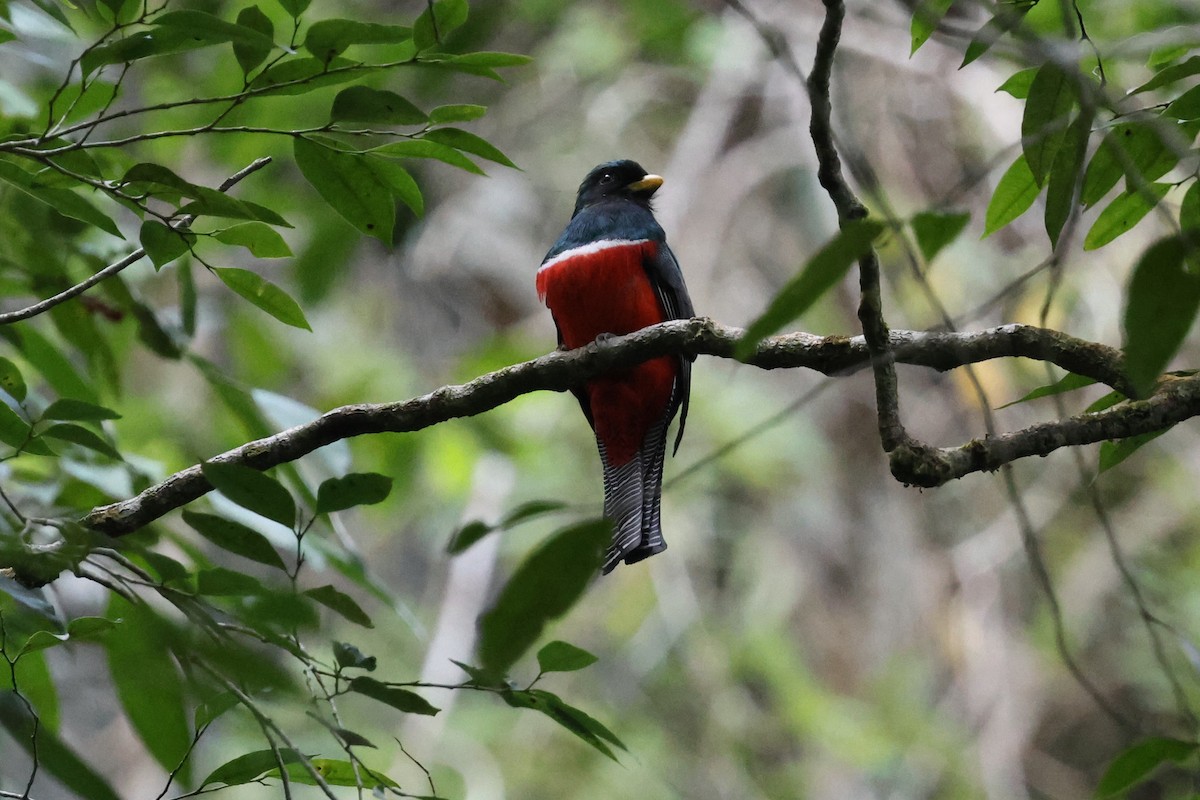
{"left": 536, "top": 160, "right": 694, "bottom": 574}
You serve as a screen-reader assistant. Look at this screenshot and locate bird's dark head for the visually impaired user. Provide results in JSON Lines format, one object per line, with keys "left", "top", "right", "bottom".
{"left": 572, "top": 159, "right": 663, "bottom": 216}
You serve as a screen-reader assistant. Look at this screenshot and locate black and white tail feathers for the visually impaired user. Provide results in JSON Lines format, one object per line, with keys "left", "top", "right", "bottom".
{"left": 598, "top": 413, "right": 673, "bottom": 574}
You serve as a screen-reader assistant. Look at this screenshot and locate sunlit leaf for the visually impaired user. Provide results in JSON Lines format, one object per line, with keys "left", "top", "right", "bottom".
{"left": 911, "top": 210, "right": 969, "bottom": 263}
{"left": 183, "top": 510, "right": 287, "bottom": 570}
{"left": 737, "top": 219, "right": 884, "bottom": 359}
{"left": 478, "top": 519, "right": 609, "bottom": 676}
{"left": 1132, "top": 55, "right": 1200, "bottom": 94}
{"left": 424, "top": 127, "right": 517, "bottom": 168}
{"left": 1095, "top": 737, "right": 1198, "bottom": 797}
{"left": 213, "top": 222, "right": 292, "bottom": 258}
{"left": 201, "top": 461, "right": 297, "bottom": 527}
{"left": 315, "top": 472, "right": 393, "bottom": 513}
{"left": 984, "top": 153, "right": 1038, "bottom": 236}
{"left": 304, "top": 584, "right": 373, "bottom": 627}
{"left": 997, "top": 373, "right": 1096, "bottom": 409}
{"left": 1122, "top": 236, "right": 1200, "bottom": 397}
{"left": 275, "top": 758, "right": 400, "bottom": 788}
{"left": 349, "top": 676, "right": 440, "bottom": 715}
{"left": 202, "top": 748, "right": 306, "bottom": 787}
{"left": 214, "top": 267, "right": 312, "bottom": 331}
{"left": 537, "top": 640, "right": 598, "bottom": 673}
{"left": 370, "top": 138, "right": 485, "bottom": 174}
{"left": 909, "top": 0, "right": 953, "bottom": 55}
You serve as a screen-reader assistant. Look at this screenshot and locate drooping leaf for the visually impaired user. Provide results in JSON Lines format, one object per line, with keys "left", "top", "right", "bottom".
{"left": 1098, "top": 429, "right": 1170, "bottom": 474}
{"left": 140, "top": 220, "right": 192, "bottom": 269}
{"left": 1081, "top": 120, "right": 1190, "bottom": 208}
{"left": 1044, "top": 111, "right": 1092, "bottom": 248}
{"left": 183, "top": 510, "right": 287, "bottom": 570}
{"left": 478, "top": 519, "right": 609, "bottom": 676}
{"left": 349, "top": 676, "right": 440, "bottom": 715}
{"left": 201, "top": 461, "right": 297, "bottom": 528}
{"left": 369, "top": 158, "right": 424, "bottom": 216}
{"left": 503, "top": 688, "right": 625, "bottom": 761}
{"left": 303, "top": 19, "right": 411, "bottom": 61}
{"left": 1021, "top": 63, "right": 1076, "bottom": 186}
{"left": 0, "top": 401, "right": 28, "bottom": 449}
{"left": 1083, "top": 183, "right": 1170, "bottom": 251}
{"left": 0, "top": 691, "right": 121, "bottom": 800}
{"left": 997, "top": 373, "right": 1096, "bottom": 409}
{"left": 275, "top": 758, "right": 400, "bottom": 788}
{"left": 1132, "top": 55, "right": 1200, "bottom": 94}
{"left": 984, "top": 153, "right": 1038, "bottom": 236}
{"left": 201, "top": 748, "right": 306, "bottom": 787}
{"left": 304, "top": 584, "right": 373, "bottom": 628}
{"left": 1122, "top": 236, "right": 1200, "bottom": 397}
{"left": 213, "top": 222, "right": 292, "bottom": 258}
{"left": 960, "top": 1, "right": 1035, "bottom": 68}
{"left": 424, "top": 127, "right": 517, "bottom": 168}
{"left": 369, "top": 138, "right": 485, "bottom": 175}
{"left": 996, "top": 66, "right": 1038, "bottom": 99}
{"left": 0, "top": 160, "right": 121, "bottom": 237}
{"left": 0, "top": 356, "right": 26, "bottom": 401}
{"left": 500, "top": 499, "right": 568, "bottom": 528}
{"left": 536, "top": 640, "right": 598, "bottom": 673}
{"left": 41, "top": 398, "right": 120, "bottom": 423}
{"left": 447, "top": 520, "right": 495, "bottom": 555}
{"left": 233, "top": 5, "right": 274, "bottom": 75}
{"left": 294, "top": 137, "right": 397, "bottom": 243}
{"left": 330, "top": 86, "right": 426, "bottom": 125}
{"left": 179, "top": 188, "right": 292, "bottom": 227}
{"left": 736, "top": 219, "right": 884, "bottom": 359}
{"left": 911, "top": 210, "right": 969, "bottom": 263}
{"left": 213, "top": 267, "right": 312, "bottom": 331}
{"left": 315, "top": 472, "right": 393, "bottom": 513}
{"left": 1095, "top": 737, "right": 1198, "bottom": 797}
{"left": 1166, "top": 84, "right": 1200, "bottom": 121}
{"left": 7, "top": 327, "right": 96, "bottom": 403}
{"left": 909, "top": 0, "right": 954, "bottom": 55}
{"left": 104, "top": 597, "right": 191, "bottom": 776}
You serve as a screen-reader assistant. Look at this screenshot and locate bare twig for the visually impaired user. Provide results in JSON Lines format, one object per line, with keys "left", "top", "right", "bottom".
{"left": 0, "top": 157, "right": 272, "bottom": 326}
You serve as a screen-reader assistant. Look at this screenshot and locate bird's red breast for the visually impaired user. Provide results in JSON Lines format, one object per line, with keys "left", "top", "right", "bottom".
{"left": 537, "top": 239, "right": 677, "bottom": 466}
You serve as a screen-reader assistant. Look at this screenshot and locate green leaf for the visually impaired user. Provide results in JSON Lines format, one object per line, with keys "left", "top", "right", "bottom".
{"left": 349, "top": 676, "right": 440, "bottom": 715}
{"left": 984, "top": 154, "right": 1038, "bottom": 236}
{"left": 332, "top": 641, "right": 376, "bottom": 671}
{"left": 0, "top": 356, "right": 26, "bottom": 401}
{"left": 194, "top": 691, "right": 239, "bottom": 729}
{"left": 201, "top": 461, "right": 297, "bottom": 528}
{"left": 1021, "top": 63, "right": 1076, "bottom": 186}
{"left": 1166, "top": 84, "right": 1200, "bottom": 121}
{"left": 179, "top": 258, "right": 197, "bottom": 336}
{"left": 0, "top": 402, "right": 27, "bottom": 449}
{"left": 413, "top": 0, "right": 468, "bottom": 50}
{"left": 447, "top": 520, "right": 494, "bottom": 554}
{"left": 249, "top": 56, "right": 367, "bottom": 96}
{"left": 911, "top": 210, "right": 969, "bottom": 263}
{"left": 330, "top": 86, "right": 426, "bottom": 125}
{"left": 1044, "top": 111, "right": 1091, "bottom": 248}
{"left": 315, "top": 472, "right": 393, "bottom": 513}
{"left": 478, "top": 519, "right": 609, "bottom": 677}
{"left": 997, "top": 373, "right": 1096, "bottom": 409}
{"left": 500, "top": 499, "right": 568, "bottom": 527}
{"left": 213, "top": 267, "right": 312, "bottom": 331}
{"left": 446, "top": 51, "right": 531, "bottom": 68}
{"left": 1122, "top": 236, "right": 1200, "bottom": 397}
{"left": 197, "top": 566, "right": 263, "bottom": 596}
{"left": 1182, "top": 181, "right": 1200, "bottom": 245}
{"left": 179, "top": 188, "right": 292, "bottom": 227}
{"left": 304, "top": 584, "right": 373, "bottom": 627}
{"left": 736, "top": 219, "right": 884, "bottom": 359}
{"left": 140, "top": 220, "right": 192, "bottom": 269}
{"left": 183, "top": 510, "right": 287, "bottom": 570}
{"left": 996, "top": 66, "right": 1038, "bottom": 99}
{"left": 152, "top": 10, "right": 276, "bottom": 49}
{"left": 909, "top": 0, "right": 954, "bottom": 54}
{"left": 0, "top": 691, "right": 121, "bottom": 800}
{"left": 429, "top": 103, "right": 487, "bottom": 124}
{"left": 369, "top": 158, "right": 424, "bottom": 216}
{"left": 275, "top": 758, "right": 400, "bottom": 788}
{"left": 41, "top": 398, "right": 119, "bottom": 422}
{"left": 104, "top": 598, "right": 191, "bottom": 775}
{"left": 1083, "top": 184, "right": 1170, "bottom": 251}
{"left": 8, "top": 327, "right": 96, "bottom": 403}
{"left": 1132, "top": 55, "right": 1200, "bottom": 94}
{"left": 1095, "top": 737, "right": 1198, "bottom": 797}
{"left": 276, "top": 0, "right": 309, "bottom": 19}
{"left": 294, "top": 137, "right": 397, "bottom": 243}
{"left": 537, "top": 641, "right": 598, "bottom": 673}
{"left": 0, "top": 160, "right": 121, "bottom": 237}
{"left": 41, "top": 423, "right": 121, "bottom": 460}
{"left": 202, "top": 748, "right": 306, "bottom": 787}
{"left": 960, "top": 1, "right": 1034, "bottom": 68}
{"left": 233, "top": 5, "right": 274, "bottom": 75}
{"left": 424, "top": 128, "right": 517, "bottom": 168}
{"left": 81, "top": 27, "right": 220, "bottom": 76}
{"left": 370, "top": 138, "right": 485, "bottom": 175}
{"left": 213, "top": 222, "right": 292, "bottom": 258}
{"left": 303, "top": 19, "right": 411, "bottom": 61}
{"left": 1081, "top": 121, "right": 1188, "bottom": 208}
{"left": 503, "top": 688, "right": 625, "bottom": 761}
{"left": 1098, "top": 429, "right": 1170, "bottom": 474}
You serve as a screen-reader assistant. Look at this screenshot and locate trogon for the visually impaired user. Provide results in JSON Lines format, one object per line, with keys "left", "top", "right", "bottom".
{"left": 536, "top": 160, "right": 694, "bottom": 574}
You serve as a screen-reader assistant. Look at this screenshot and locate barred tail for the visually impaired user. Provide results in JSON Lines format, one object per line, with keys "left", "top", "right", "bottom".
{"left": 598, "top": 415, "right": 671, "bottom": 574}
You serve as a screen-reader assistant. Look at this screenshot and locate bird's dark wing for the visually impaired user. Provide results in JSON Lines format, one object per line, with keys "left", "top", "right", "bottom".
{"left": 549, "top": 311, "right": 595, "bottom": 429}
{"left": 645, "top": 241, "right": 694, "bottom": 454}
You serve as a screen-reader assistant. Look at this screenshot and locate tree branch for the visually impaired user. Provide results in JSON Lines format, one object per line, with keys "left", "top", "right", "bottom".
{"left": 0, "top": 157, "right": 272, "bottom": 326}
{"left": 80, "top": 318, "right": 1158, "bottom": 537}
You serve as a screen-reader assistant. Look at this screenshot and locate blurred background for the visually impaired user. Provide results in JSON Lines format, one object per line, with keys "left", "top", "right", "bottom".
{"left": 3, "top": 0, "right": 1200, "bottom": 797}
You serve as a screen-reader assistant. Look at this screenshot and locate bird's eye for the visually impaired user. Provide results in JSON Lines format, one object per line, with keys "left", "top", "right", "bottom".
{"left": 599, "top": 173, "right": 614, "bottom": 185}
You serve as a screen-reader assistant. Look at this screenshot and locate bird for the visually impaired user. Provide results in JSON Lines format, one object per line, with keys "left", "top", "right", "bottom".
{"left": 536, "top": 160, "right": 694, "bottom": 574}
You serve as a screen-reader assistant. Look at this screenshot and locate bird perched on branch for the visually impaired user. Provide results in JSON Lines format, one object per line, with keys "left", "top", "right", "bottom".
{"left": 536, "top": 160, "right": 694, "bottom": 573}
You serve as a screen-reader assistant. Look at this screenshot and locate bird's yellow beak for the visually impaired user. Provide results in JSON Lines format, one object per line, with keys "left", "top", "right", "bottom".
{"left": 627, "top": 174, "right": 663, "bottom": 194}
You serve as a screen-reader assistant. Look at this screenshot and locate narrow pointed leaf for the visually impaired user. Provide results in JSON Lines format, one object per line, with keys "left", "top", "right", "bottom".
{"left": 0, "top": 692, "right": 121, "bottom": 800}
{"left": 304, "top": 584, "right": 373, "bottom": 627}
{"left": 1022, "top": 64, "right": 1076, "bottom": 186}
{"left": 910, "top": 0, "right": 954, "bottom": 54}
{"left": 369, "top": 138, "right": 485, "bottom": 174}
{"left": 537, "top": 641, "right": 598, "bottom": 673}
{"left": 1122, "top": 236, "right": 1200, "bottom": 397}
{"left": 349, "top": 676, "right": 440, "bottom": 715}
{"left": 429, "top": 103, "right": 487, "bottom": 124}
{"left": 214, "top": 267, "right": 311, "bottom": 330}
{"left": 43, "top": 400, "right": 120, "bottom": 424}
{"left": 202, "top": 748, "right": 306, "bottom": 787}
{"left": 41, "top": 423, "right": 121, "bottom": 459}
{"left": 183, "top": 510, "right": 287, "bottom": 570}
{"left": 984, "top": 154, "right": 1038, "bottom": 236}
{"left": 0, "top": 357, "right": 26, "bottom": 401}
{"left": 294, "top": 137, "right": 396, "bottom": 243}
{"left": 213, "top": 222, "right": 292, "bottom": 258}
{"left": 1098, "top": 429, "right": 1170, "bottom": 474}
{"left": 1044, "top": 111, "right": 1092, "bottom": 248}
{"left": 911, "top": 210, "right": 969, "bottom": 263}
{"left": 1095, "top": 737, "right": 1198, "bottom": 797}
{"left": 997, "top": 373, "right": 1096, "bottom": 409}
{"left": 1083, "top": 184, "right": 1169, "bottom": 251}
{"left": 201, "top": 461, "right": 296, "bottom": 527}
{"left": 424, "top": 128, "right": 516, "bottom": 167}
